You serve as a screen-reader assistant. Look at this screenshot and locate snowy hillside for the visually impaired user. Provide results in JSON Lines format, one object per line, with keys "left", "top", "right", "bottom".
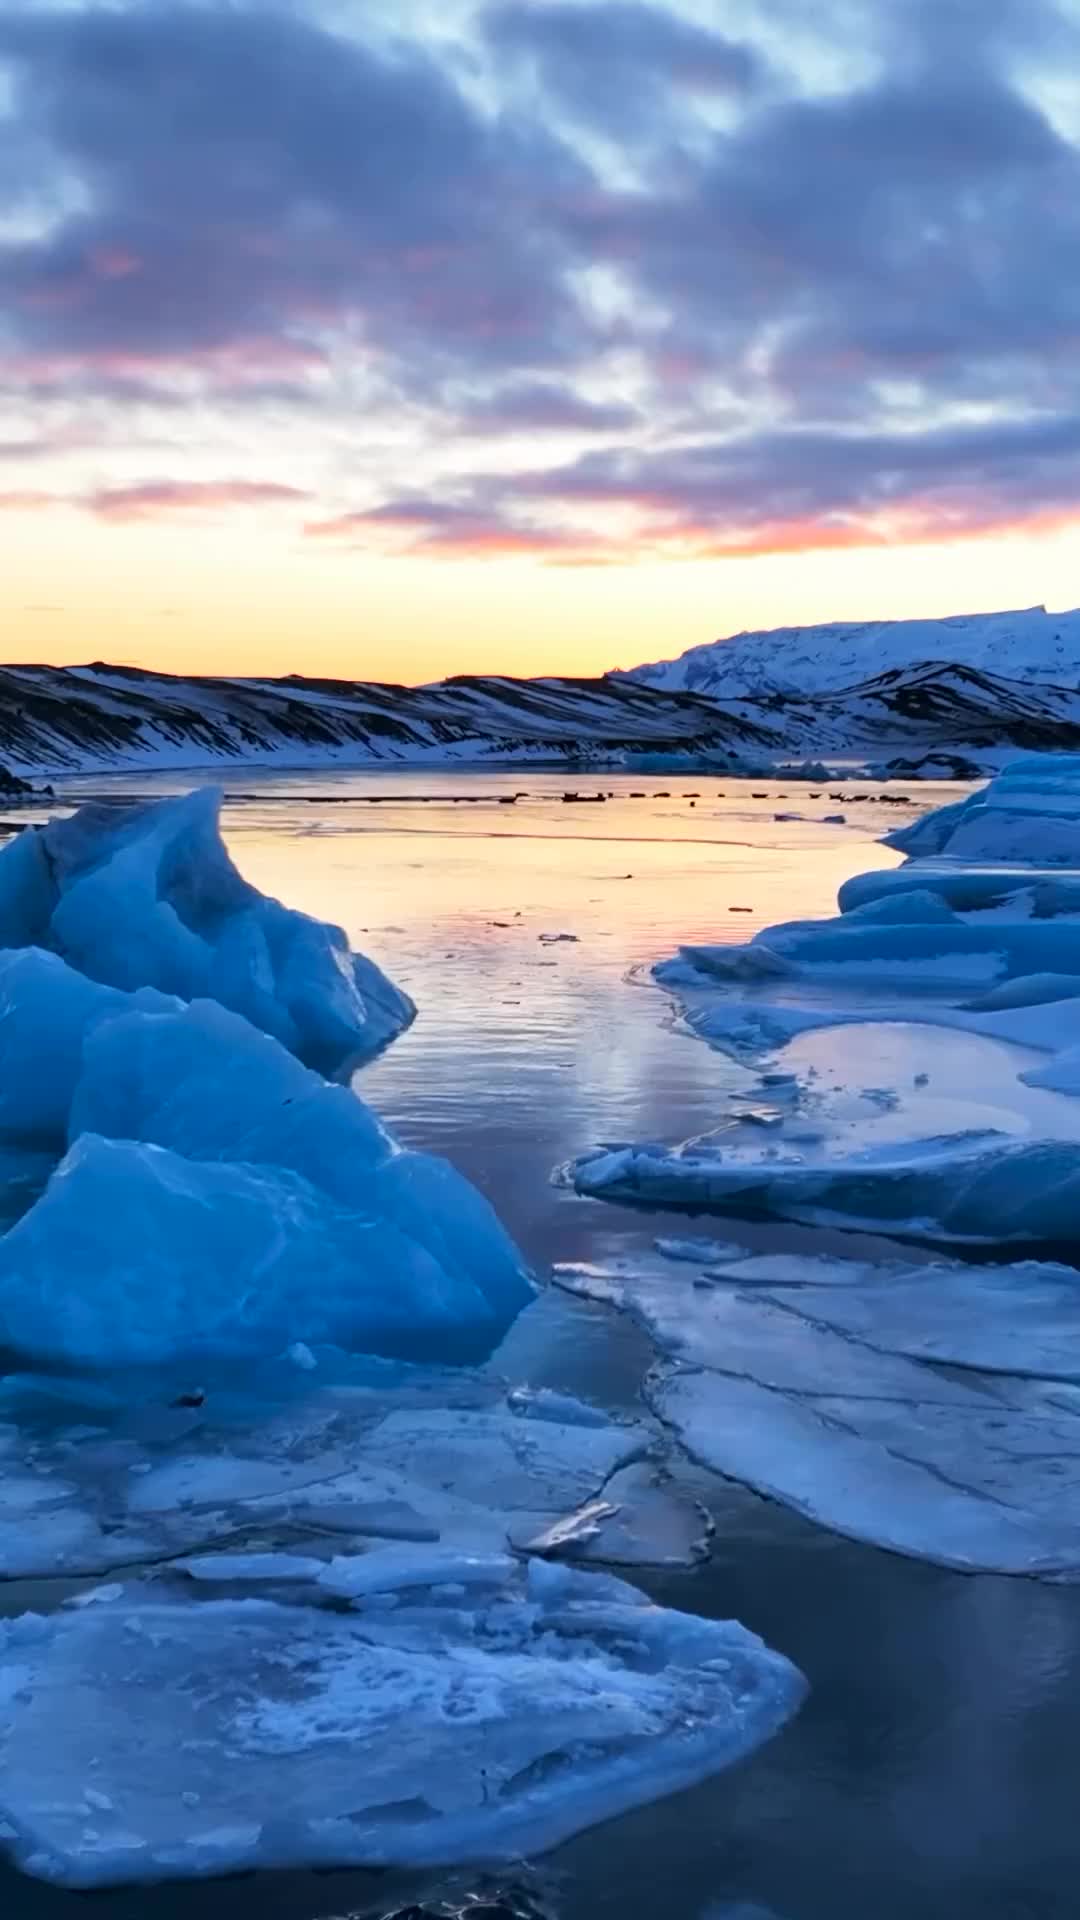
{"left": 0, "top": 662, "right": 777, "bottom": 775}
{"left": 7, "top": 651, "right": 1080, "bottom": 778}
{"left": 726, "top": 662, "right": 1080, "bottom": 761}
{"left": 624, "top": 605, "right": 1080, "bottom": 698}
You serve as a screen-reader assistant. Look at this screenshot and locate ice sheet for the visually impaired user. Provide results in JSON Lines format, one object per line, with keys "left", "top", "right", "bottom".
{"left": 555, "top": 1256, "right": 1080, "bottom": 1573}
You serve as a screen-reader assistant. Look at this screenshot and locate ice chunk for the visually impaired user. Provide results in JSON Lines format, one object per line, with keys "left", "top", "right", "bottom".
{"left": 0, "top": 1386, "right": 653, "bottom": 1581}
{"left": 652, "top": 1369, "right": 1074, "bottom": 1576}
{"left": 961, "top": 972, "right": 1080, "bottom": 1012}
{"left": 686, "top": 917, "right": 1080, "bottom": 995}
{"left": 318, "top": 1545, "right": 515, "bottom": 1600}
{"left": 836, "top": 864, "right": 1043, "bottom": 916}
{"left": 570, "top": 1129, "right": 1080, "bottom": 1245}
{"left": 69, "top": 998, "right": 531, "bottom": 1335}
{"left": 508, "top": 1462, "right": 711, "bottom": 1569}
{"left": 360, "top": 1407, "right": 648, "bottom": 1515}
{"left": 0, "top": 789, "right": 414, "bottom": 1071}
{"left": 554, "top": 1263, "right": 988, "bottom": 1403}
{"left": 505, "top": 1386, "right": 612, "bottom": 1427}
{"left": 883, "top": 756, "right": 1080, "bottom": 864}
{"left": 1022, "top": 1046, "right": 1080, "bottom": 1095}
{"left": 0, "top": 1132, "right": 530, "bottom": 1370}
{"left": 0, "top": 1570, "right": 804, "bottom": 1886}
{"left": 69, "top": 994, "right": 392, "bottom": 1171}
{"left": 655, "top": 1236, "right": 746, "bottom": 1265}
{"left": 840, "top": 888, "right": 960, "bottom": 926}
{"left": 672, "top": 993, "right": 852, "bottom": 1062}
{"left": 180, "top": 1553, "right": 326, "bottom": 1585}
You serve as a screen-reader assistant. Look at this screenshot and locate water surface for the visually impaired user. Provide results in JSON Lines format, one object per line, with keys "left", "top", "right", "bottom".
{"left": 10, "top": 769, "right": 1080, "bottom": 1920}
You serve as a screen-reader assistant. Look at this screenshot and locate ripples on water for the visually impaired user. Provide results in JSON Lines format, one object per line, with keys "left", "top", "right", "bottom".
{"left": 11, "top": 768, "right": 1080, "bottom": 1920}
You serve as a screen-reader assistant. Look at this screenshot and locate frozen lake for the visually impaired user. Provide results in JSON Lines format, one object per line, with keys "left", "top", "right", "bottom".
{"left": 9, "top": 768, "right": 1080, "bottom": 1920}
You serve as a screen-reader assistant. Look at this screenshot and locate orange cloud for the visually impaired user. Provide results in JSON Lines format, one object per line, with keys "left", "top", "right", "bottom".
{"left": 0, "top": 490, "right": 64, "bottom": 511}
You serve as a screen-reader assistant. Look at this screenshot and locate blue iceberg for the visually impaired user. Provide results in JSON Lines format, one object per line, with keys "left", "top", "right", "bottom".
{"left": 0, "top": 788, "right": 414, "bottom": 1073}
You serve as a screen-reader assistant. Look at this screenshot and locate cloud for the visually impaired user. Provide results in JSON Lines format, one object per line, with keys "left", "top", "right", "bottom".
{"left": 4, "top": 0, "right": 1080, "bottom": 569}
{"left": 455, "top": 379, "right": 640, "bottom": 435}
{"left": 0, "top": 495, "right": 63, "bottom": 519}
{"left": 484, "top": 2, "right": 764, "bottom": 136}
{"left": 0, "top": 3, "right": 592, "bottom": 386}
{"left": 86, "top": 479, "right": 310, "bottom": 521}
{"left": 0, "top": 436, "right": 58, "bottom": 461}
{"left": 305, "top": 497, "right": 607, "bottom": 559}
{"left": 343, "top": 407, "right": 1080, "bottom": 560}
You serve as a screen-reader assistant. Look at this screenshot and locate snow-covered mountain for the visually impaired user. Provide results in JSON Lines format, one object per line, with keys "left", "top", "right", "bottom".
{"left": 623, "top": 605, "right": 1080, "bottom": 698}
{"left": 0, "top": 661, "right": 779, "bottom": 776}
{"left": 725, "top": 661, "right": 1080, "bottom": 761}
{"left": 7, "top": 649, "right": 1080, "bottom": 780}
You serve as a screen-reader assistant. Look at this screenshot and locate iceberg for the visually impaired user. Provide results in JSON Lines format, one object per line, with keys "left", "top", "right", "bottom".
{"left": 0, "top": 788, "right": 414, "bottom": 1072}
{"left": 0, "top": 1132, "right": 529, "bottom": 1370}
{"left": 882, "top": 754, "right": 1080, "bottom": 864}
{"left": 0, "top": 1559, "right": 804, "bottom": 1886}
{"left": 0, "top": 973, "right": 530, "bottom": 1372}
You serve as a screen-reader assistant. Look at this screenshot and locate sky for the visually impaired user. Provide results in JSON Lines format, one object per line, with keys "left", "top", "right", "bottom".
{"left": 4, "top": 0, "right": 1080, "bottom": 682}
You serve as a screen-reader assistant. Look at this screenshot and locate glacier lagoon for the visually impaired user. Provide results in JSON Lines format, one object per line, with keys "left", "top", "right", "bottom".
{"left": 5, "top": 770, "right": 1080, "bottom": 1920}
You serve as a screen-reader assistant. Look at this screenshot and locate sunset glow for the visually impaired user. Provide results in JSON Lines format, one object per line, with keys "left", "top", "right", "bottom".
{"left": 5, "top": 0, "right": 1080, "bottom": 680}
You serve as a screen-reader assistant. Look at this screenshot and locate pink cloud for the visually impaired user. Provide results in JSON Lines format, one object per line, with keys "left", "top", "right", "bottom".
{"left": 88, "top": 479, "right": 310, "bottom": 522}
{"left": 303, "top": 503, "right": 610, "bottom": 560}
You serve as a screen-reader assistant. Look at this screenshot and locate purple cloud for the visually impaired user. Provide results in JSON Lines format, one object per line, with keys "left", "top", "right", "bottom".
{"left": 4, "top": 0, "right": 1080, "bottom": 562}
{"left": 0, "top": 5, "right": 593, "bottom": 381}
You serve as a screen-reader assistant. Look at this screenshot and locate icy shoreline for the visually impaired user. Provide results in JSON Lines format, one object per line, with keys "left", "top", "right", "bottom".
{"left": 563, "top": 756, "right": 1080, "bottom": 1573}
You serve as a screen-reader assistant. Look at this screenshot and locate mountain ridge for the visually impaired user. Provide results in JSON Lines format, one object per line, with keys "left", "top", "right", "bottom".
{"left": 5, "top": 654, "right": 1080, "bottom": 777}
{"left": 621, "top": 605, "right": 1080, "bottom": 698}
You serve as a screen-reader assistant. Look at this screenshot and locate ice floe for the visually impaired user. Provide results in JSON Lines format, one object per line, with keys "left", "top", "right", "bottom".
{"left": 554, "top": 1250, "right": 1080, "bottom": 1574}
{"left": 0, "top": 1553, "right": 804, "bottom": 1888}
{"left": 0, "top": 1368, "right": 680, "bottom": 1580}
